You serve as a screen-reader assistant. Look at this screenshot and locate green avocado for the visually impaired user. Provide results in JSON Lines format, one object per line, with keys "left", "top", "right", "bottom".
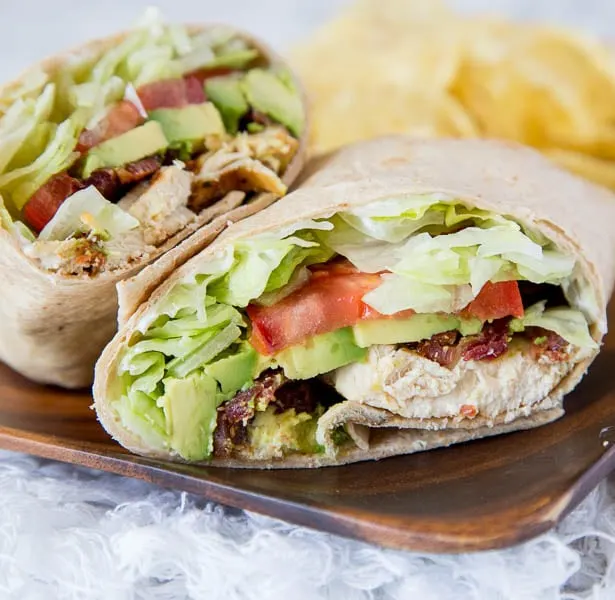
{"left": 205, "top": 76, "right": 249, "bottom": 134}
{"left": 200, "top": 49, "right": 259, "bottom": 70}
{"left": 116, "top": 390, "right": 167, "bottom": 449}
{"left": 249, "top": 406, "right": 322, "bottom": 456}
{"left": 149, "top": 102, "right": 225, "bottom": 146}
{"left": 160, "top": 373, "right": 218, "bottom": 461}
{"left": 241, "top": 69, "right": 304, "bottom": 137}
{"left": 458, "top": 317, "right": 483, "bottom": 336}
{"left": 82, "top": 121, "right": 168, "bottom": 178}
{"left": 352, "top": 314, "right": 484, "bottom": 348}
{"left": 205, "top": 342, "right": 259, "bottom": 395}
{"left": 275, "top": 327, "right": 367, "bottom": 380}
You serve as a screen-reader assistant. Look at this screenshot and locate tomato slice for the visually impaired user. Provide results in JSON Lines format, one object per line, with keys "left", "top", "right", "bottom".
{"left": 76, "top": 101, "right": 144, "bottom": 153}
{"left": 464, "top": 281, "right": 524, "bottom": 320}
{"left": 136, "top": 76, "right": 206, "bottom": 111}
{"left": 22, "top": 172, "right": 84, "bottom": 233}
{"left": 248, "top": 261, "right": 525, "bottom": 355}
{"left": 247, "top": 262, "right": 383, "bottom": 355}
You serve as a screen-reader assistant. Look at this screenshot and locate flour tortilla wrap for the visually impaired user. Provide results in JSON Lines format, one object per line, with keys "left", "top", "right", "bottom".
{"left": 0, "top": 19, "right": 308, "bottom": 388}
{"left": 94, "top": 137, "right": 615, "bottom": 468}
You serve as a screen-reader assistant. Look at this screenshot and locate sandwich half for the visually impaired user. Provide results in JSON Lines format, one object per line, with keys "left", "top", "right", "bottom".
{"left": 94, "top": 137, "right": 615, "bottom": 467}
{"left": 0, "top": 11, "right": 307, "bottom": 387}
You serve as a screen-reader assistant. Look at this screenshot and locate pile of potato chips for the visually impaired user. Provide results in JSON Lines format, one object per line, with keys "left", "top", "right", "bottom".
{"left": 291, "top": 0, "right": 615, "bottom": 190}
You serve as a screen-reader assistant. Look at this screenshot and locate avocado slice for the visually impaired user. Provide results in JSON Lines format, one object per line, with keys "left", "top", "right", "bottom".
{"left": 160, "top": 373, "right": 218, "bottom": 461}
{"left": 82, "top": 121, "right": 168, "bottom": 178}
{"left": 205, "top": 77, "right": 249, "bottom": 134}
{"left": 275, "top": 328, "right": 367, "bottom": 380}
{"left": 241, "top": 69, "right": 304, "bottom": 137}
{"left": 250, "top": 406, "right": 321, "bottom": 456}
{"left": 208, "top": 49, "right": 259, "bottom": 69}
{"left": 205, "top": 342, "right": 259, "bottom": 395}
{"left": 116, "top": 390, "right": 167, "bottom": 449}
{"left": 149, "top": 102, "right": 225, "bottom": 147}
{"left": 352, "top": 314, "right": 483, "bottom": 347}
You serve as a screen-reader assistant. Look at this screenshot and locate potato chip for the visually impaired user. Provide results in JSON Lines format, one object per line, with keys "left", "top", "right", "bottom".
{"left": 309, "top": 88, "right": 478, "bottom": 154}
{"left": 546, "top": 148, "right": 615, "bottom": 190}
{"left": 291, "top": 0, "right": 615, "bottom": 191}
{"left": 454, "top": 25, "right": 615, "bottom": 146}
{"left": 342, "top": 0, "right": 453, "bottom": 28}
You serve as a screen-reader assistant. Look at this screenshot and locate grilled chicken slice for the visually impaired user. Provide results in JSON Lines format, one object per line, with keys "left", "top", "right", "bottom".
{"left": 330, "top": 339, "right": 588, "bottom": 424}
{"left": 188, "top": 126, "right": 297, "bottom": 211}
{"left": 118, "top": 165, "right": 196, "bottom": 246}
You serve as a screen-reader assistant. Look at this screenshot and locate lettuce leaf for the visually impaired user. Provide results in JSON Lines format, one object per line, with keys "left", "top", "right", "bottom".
{"left": 0, "top": 83, "right": 56, "bottom": 176}
{"left": 509, "top": 301, "right": 597, "bottom": 349}
{"left": 211, "top": 238, "right": 310, "bottom": 307}
{"left": 321, "top": 198, "right": 576, "bottom": 315}
{"left": 0, "top": 68, "right": 48, "bottom": 114}
{"left": 38, "top": 185, "right": 139, "bottom": 241}
{"left": 0, "top": 112, "right": 85, "bottom": 210}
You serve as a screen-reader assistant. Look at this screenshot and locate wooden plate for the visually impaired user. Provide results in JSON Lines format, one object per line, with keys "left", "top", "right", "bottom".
{"left": 0, "top": 304, "right": 614, "bottom": 554}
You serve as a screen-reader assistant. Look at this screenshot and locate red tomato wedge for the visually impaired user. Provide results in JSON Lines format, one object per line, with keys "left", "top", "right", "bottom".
{"left": 76, "top": 101, "right": 144, "bottom": 153}
{"left": 247, "top": 260, "right": 526, "bottom": 355}
{"left": 464, "top": 281, "right": 524, "bottom": 320}
{"left": 183, "top": 75, "right": 208, "bottom": 104}
{"left": 136, "top": 76, "right": 206, "bottom": 111}
{"left": 248, "top": 262, "right": 384, "bottom": 355}
{"left": 22, "top": 172, "right": 84, "bottom": 233}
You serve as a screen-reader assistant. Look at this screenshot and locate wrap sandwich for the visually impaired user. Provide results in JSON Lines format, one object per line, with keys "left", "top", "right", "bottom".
{"left": 94, "top": 137, "right": 615, "bottom": 467}
{"left": 0, "top": 11, "right": 307, "bottom": 387}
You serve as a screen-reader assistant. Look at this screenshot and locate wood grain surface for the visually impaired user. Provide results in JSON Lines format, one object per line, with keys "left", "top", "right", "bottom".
{"left": 0, "top": 304, "right": 614, "bottom": 553}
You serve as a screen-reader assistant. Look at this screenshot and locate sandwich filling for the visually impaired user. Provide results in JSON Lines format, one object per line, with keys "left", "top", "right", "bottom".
{"left": 111, "top": 194, "right": 598, "bottom": 461}
{"left": 0, "top": 11, "right": 303, "bottom": 277}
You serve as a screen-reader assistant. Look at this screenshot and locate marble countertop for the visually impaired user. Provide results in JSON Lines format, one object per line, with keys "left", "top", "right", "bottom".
{"left": 1, "top": 1, "right": 615, "bottom": 599}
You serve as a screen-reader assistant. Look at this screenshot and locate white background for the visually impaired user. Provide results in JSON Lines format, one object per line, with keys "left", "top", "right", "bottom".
{"left": 1, "top": 0, "right": 615, "bottom": 81}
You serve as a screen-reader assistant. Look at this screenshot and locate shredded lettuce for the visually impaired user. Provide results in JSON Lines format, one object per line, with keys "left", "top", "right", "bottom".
{"left": 0, "top": 69, "right": 48, "bottom": 114}
{"left": 364, "top": 276, "right": 474, "bottom": 315}
{"left": 38, "top": 185, "right": 139, "bottom": 241}
{"left": 510, "top": 302, "right": 597, "bottom": 349}
{"left": 0, "top": 84, "right": 56, "bottom": 176}
{"left": 0, "top": 110, "right": 87, "bottom": 211}
{"left": 320, "top": 196, "right": 576, "bottom": 315}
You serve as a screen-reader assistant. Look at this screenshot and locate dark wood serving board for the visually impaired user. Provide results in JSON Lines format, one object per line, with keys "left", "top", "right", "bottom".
{"left": 0, "top": 304, "right": 614, "bottom": 553}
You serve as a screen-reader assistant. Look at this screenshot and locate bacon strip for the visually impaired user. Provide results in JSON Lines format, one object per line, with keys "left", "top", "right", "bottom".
{"left": 85, "top": 156, "right": 162, "bottom": 202}
{"left": 213, "top": 371, "right": 285, "bottom": 457}
{"left": 412, "top": 320, "right": 510, "bottom": 367}
{"left": 212, "top": 373, "right": 334, "bottom": 458}
{"left": 114, "top": 156, "right": 162, "bottom": 185}
{"left": 526, "top": 328, "right": 569, "bottom": 362}
{"left": 84, "top": 169, "right": 121, "bottom": 201}
{"left": 413, "top": 330, "right": 460, "bottom": 367}
{"left": 460, "top": 320, "right": 510, "bottom": 362}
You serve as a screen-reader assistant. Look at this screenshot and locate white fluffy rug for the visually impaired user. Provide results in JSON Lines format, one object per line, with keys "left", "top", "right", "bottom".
{"left": 1, "top": 450, "right": 615, "bottom": 600}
